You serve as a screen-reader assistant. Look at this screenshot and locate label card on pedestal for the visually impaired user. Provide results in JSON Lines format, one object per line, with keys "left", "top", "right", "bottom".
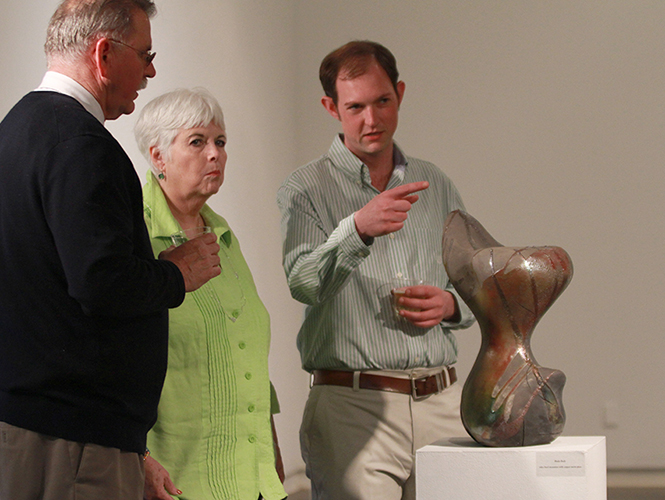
{"left": 537, "top": 452, "right": 586, "bottom": 476}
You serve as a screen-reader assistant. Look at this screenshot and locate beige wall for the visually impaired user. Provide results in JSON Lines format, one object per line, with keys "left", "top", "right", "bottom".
{"left": 2, "top": 0, "right": 663, "bottom": 492}
{"left": 292, "top": 0, "right": 665, "bottom": 472}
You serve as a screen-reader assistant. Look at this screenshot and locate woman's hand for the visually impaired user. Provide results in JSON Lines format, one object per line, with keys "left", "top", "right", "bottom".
{"left": 143, "top": 455, "right": 182, "bottom": 500}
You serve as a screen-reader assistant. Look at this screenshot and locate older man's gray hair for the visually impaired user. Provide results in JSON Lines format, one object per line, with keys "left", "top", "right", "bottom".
{"left": 45, "top": 0, "right": 156, "bottom": 66}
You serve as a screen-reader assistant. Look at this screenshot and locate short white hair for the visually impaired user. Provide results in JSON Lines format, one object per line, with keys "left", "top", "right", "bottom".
{"left": 134, "top": 88, "right": 226, "bottom": 176}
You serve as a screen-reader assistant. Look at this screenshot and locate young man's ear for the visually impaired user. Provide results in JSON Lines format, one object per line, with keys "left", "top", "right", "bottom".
{"left": 321, "top": 96, "right": 341, "bottom": 121}
{"left": 396, "top": 80, "right": 406, "bottom": 107}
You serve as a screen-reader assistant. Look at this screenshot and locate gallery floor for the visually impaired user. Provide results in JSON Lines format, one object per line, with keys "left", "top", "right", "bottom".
{"left": 288, "top": 487, "right": 665, "bottom": 499}
{"left": 287, "top": 469, "right": 665, "bottom": 499}
{"left": 608, "top": 487, "right": 665, "bottom": 500}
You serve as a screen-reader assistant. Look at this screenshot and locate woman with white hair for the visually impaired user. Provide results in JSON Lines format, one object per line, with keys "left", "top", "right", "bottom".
{"left": 135, "top": 88, "right": 286, "bottom": 500}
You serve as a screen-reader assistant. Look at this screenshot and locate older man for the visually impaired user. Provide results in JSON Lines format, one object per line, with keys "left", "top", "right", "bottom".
{"left": 0, "top": 1, "right": 220, "bottom": 499}
{"left": 278, "top": 40, "right": 475, "bottom": 500}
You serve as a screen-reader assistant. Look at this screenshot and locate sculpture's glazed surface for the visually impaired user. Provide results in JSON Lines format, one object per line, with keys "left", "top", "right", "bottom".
{"left": 442, "top": 211, "right": 573, "bottom": 447}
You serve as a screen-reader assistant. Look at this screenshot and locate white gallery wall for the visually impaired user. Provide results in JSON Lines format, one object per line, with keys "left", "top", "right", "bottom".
{"left": 1, "top": 1, "right": 663, "bottom": 493}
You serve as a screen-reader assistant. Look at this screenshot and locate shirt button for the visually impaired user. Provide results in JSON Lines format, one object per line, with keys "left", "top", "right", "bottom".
{"left": 389, "top": 233, "right": 395, "bottom": 240}
{"left": 396, "top": 272, "right": 403, "bottom": 278}
{"left": 248, "top": 404, "right": 256, "bottom": 412}
{"left": 238, "top": 341, "right": 246, "bottom": 349}
{"left": 245, "top": 372, "right": 252, "bottom": 380}
{"left": 232, "top": 310, "right": 240, "bottom": 318}
{"left": 248, "top": 435, "right": 257, "bottom": 443}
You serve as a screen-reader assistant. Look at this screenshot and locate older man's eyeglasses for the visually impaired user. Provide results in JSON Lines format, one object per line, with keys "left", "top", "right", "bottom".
{"left": 109, "top": 39, "right": 156, "bottom": 66}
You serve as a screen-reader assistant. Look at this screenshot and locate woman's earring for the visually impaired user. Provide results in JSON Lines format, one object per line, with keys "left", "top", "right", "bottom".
{"left": 158, "top": 172, "right": 165, "bottom": 180}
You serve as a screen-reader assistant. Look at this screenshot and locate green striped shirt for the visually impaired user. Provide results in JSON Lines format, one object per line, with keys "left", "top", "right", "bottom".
{"left": 277, "top": 135, "right": 475, "bottom": 372}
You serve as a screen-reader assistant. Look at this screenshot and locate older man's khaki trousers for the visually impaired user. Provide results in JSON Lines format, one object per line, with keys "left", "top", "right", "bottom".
{"left": 0, "top": 421, "right": 145, "bottom": 500}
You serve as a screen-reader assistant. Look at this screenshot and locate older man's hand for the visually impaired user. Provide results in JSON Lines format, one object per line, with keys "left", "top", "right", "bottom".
{"left": 159, "top": 232, "right": 221, "bottom": 291}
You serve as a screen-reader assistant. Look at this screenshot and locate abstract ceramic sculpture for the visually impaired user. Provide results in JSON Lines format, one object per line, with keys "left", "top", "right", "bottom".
{"left": 442, "top": 210, "right": 573, "bottom": 447}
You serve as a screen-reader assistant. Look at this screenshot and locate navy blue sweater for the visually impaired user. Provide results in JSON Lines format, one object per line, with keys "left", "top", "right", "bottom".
{"left": 0, "top": 92, "right": 185, "bottom": 453}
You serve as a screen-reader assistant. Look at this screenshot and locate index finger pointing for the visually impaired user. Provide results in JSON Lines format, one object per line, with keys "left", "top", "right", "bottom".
{"left": 386, "top": 181, "right": 430, "bottom": 199}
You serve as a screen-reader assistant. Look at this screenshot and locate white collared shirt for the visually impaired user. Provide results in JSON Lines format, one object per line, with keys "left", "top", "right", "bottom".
{"left": 35, "top": 71, "right": 105, "bottom": 124}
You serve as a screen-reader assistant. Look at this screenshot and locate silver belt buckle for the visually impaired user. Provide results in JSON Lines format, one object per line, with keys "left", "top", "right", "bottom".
{"left": 410, "top": 370, "right": 446, "bottom": 400}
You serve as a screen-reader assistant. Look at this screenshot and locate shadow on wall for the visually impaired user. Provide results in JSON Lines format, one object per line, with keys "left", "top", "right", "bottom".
{"left": 287, "top": 489, "right": 310, "bottom": 500}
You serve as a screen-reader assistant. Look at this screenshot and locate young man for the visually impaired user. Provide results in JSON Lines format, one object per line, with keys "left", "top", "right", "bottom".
{"left": 0, "top": 1, "right": 220, "bottom": 499}
{"left": 277, "top": 41, "right": 475, "bottom": 500}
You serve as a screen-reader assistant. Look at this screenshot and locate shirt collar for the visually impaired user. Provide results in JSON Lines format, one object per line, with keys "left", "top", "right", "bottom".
{"left": 327, "top": 133, "right": 408, "bottom": 187}
{"left": 142, "top": 172, "right": 233, "bottom": 247}
{"left": 35, "top": 71, "right": 105, "bottom": 124}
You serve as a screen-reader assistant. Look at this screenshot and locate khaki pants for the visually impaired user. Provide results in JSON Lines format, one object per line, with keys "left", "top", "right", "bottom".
{"left": 300, "top": 382, "right": 465, "bottom": 500}
{"left": 0, "top": 421, "right": 145, "bottom": 500}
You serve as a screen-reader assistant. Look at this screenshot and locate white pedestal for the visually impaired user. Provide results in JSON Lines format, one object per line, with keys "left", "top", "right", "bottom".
{"left": 416, "top": 436, "right": 606, "bottom": 500}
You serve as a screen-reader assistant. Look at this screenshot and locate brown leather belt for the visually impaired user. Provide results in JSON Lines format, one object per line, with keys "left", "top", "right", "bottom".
{"left": 311, "top": 367, "right": 456, "bottom": 400}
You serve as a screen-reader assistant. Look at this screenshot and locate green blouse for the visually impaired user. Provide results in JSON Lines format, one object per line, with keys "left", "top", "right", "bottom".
{"left": 143, "top": 174, "right": 285, "bottom": 500}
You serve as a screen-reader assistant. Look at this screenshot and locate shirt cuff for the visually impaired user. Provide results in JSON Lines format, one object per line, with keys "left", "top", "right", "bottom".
{"left": 336, "top": 214, "right": 371, "bottom": 260}
{"left": 440, "top": 287, "right": 475, "bottom": 329}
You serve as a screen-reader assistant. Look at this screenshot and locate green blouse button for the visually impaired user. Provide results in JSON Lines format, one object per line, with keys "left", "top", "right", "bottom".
{"left": 232, "top": 310, "right": 240, "bottom": 318}
{"left": 245, "top": 372, "right": 252, "bottom": 380}
{"left": 248, "top": 435, "right": 257, "bottom": 443}
{"left": 248, "top": 404, "right": 256, "bottom": 412}
{"left": 238, "top": 341, "right": 246, "bottom": 349}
